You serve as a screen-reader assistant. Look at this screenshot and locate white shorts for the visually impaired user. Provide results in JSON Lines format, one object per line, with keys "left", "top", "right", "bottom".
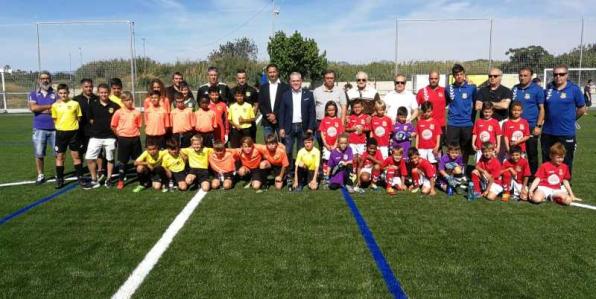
{"left": 537, "top": 186, "right": 568, "bottom": 200}
{"left": 418, "top": 148, "right": 437, "bottom": 163}
{"left": 350, "top": 144, "right": 366, "bottom": 155}
{"left": 509, "top": 181, "right": 526, "bottom": 199}
{"left": 359, "top": 166, "right": 372, "bottom": 175}
{"left": 387, "top": 176, "right": 403, "bottom": 187}
{"left": 378, "top": 146, "right": 389, "bottom": 160}
{"left": 85, "top": 137, "right": 116, "bottom": 161}
{"left": 414, "top": 172, "right": 432, "bottom": 189}
{"left": 322, "top": 147, "right": 331, "bottom": 161}
{"left": 481, "top": 181, "right": 504, "bottom": 195}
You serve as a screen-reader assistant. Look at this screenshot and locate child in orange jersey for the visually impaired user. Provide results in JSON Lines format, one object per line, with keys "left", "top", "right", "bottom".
{"left": 170, "top": 94, "right": 196, "bottom": 147}
{"left": 144, "top": 90, "right": 170, "bottom": 148}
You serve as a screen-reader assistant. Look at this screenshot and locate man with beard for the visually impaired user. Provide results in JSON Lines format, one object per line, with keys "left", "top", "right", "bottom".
{"left": 166, "top": 72, "right": 184, "bottom": 104}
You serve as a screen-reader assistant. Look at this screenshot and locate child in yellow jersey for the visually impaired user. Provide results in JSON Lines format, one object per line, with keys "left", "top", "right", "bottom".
{"left": 51, "top": 83, "right": 84, "bottom": 189}
{"left": 181, "top": 135, "right": 213, "bottom": 192}
{"left": 133, "top": 141, "right": 167, "bottom": 192}
{"left": 162, "top": 138, "right": 188, "bottom": 192}
{"left": 228, "top": 86, "right": 255, "bottom": 148}
{"left": 293, "top": 133, "right": 320, "bottom": 191}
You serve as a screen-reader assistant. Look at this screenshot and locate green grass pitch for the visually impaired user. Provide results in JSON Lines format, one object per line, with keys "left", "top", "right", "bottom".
{"left": 0, "top": 113, "right": 595, "bottom": 298}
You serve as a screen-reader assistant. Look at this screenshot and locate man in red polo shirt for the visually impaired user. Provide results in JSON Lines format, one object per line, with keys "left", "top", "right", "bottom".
{"left": 416, "top": 70, "right": 446, "bottom": 144}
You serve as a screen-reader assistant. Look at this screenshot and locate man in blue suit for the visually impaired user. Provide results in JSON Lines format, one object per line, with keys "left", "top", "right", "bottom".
{"left": 257, "top": 64, "right": 289, "bottom": 140}
{"left": 279, "top": 71, "right": 316, "bottom": 171}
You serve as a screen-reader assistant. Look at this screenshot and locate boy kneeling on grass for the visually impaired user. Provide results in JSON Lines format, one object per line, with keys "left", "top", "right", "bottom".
{"left": 161, "top": 138, "right": 188, "bottom": 192}
{"left": 501, "top": 145, "right": 531, "bottom": 201}
{"left": 181, "top": 135, "right": 211, "bottom": 192}
{"left": 327, "top": 133, "right": 355, "bottom": 192}
{"left": 293, "top": 133, "right": 320, "bottom": 192}
{"left": 469, "top": 142, "right": 503, "bottom": 201}
{"left": 407, "top": 147, "right": 437, "bottom": 196}
{"left": 133, "top": 141, "right": 167, "bottom": 192}
{"left": 528, "top": 142, "right": 577, "bottom": 206}
{"left": 208, "top": 140, "right": 236, "bottom": 190}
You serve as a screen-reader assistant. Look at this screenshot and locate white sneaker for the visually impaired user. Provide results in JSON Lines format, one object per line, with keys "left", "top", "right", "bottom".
{"left": 35, "top": 174, "right": 46, "bottom": 185}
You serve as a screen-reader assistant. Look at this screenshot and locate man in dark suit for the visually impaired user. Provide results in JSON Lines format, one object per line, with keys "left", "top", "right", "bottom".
{"left": 279, "top": 72, "right": 316, "bottom": 170}
{"left": 257, "top": 63, "right": 289, "bottom": 140}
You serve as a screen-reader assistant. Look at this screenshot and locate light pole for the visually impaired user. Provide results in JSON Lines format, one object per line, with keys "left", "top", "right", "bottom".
{"left": 271, "top": 0, "right": 280, "bottom": 37}
{"left": 78, "top": 47, "right": 83, "bottom": 67}
{"left": 1, "top": 65, "right": 13, "bottom": 113}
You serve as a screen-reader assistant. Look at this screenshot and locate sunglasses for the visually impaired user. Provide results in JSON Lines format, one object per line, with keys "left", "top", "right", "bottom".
{"left": 554, "top": 73, "right": 567, "bottom": 77}
{"left": 395, "top": 81, "right": 406, "bottom": 85}
{"left": 357, "top": 79, "right": 367, "bottom": 82}
{"left": 489, "top": 75, "right": 500, "bottom": 78}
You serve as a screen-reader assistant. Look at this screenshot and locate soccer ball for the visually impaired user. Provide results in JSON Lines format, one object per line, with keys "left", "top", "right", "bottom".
{"left": 453, "top": 166, "right": 462, "bottom": 175}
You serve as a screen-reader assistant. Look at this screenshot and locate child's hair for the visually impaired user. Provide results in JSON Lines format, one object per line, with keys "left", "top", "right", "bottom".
{"left": 265, "top": 134, "right": 278, "bottom": 144}
{"left": 509, "top": 145, "right": 522, "bottom": 155}
{"left": 213, "top": 140, "right": 225, "bottom": 152}
{"left": 303, "top": 132, "right": 314, "bottom": 142}
{"left": 407, "top": 147, "right": 419, "bottom": 158}
{"left": 109, "top": 77, "right": 123, "bottom": 88}
{"left": 234, "top": 86, "right": 246, "bottom": 97}
{"left": 447, "top": 143, "right": 461, "bottom": 153}
{"left": 481, "top": 141, "right": 495, "bottom": 151}
{"left": 57, "top": 83, "right": 69, "bottom": 92}
{"left": 199, "top": 97, "right": 210, "bottom": 104}
{"left": 510, "top": 101, "right": 523, "bottom": 110}
{"left": 150, "top": 90, "right": 161, "bottom": 97}
{"left": 146, "top": 140, "right": 158, "bottom": 148}
{"left": 175, "top": 92, "right": 185, "bottom": 101}
{"left": 324, "top": 101, "right": 338, "bottom": 117}
{"left": 190, "top": 134, "right": 204, "bottom": 144}
{"left": 392, "top": 146, "right": 404, "bottom": 156}
{"left": 180, "top": 80, "right": 190, "bottom": 90}
{"left": 549, "top": 142, "right": 566, "bottom": 157}
{"left": 420, "top": 101, "right": 433, "bottom": 112}
{"left": 397, "top": 106, "right": 408, "bottom": 117}
{"left": 97, "top": 83, "right": 110, "bottom": 91}
{"left": 481, "top": 101, "right": 494, "bottom": 111}
{"left": 351, "top": 98, "right": 363, "bottom": 109}
{"left": 366, "top": 138, "right": 378, "bottom": 147}
{"left": 338, "top": 133, "right": 349, "bottom": 141}
{"left": 121, "top": 91, "right": 133, "bottom": 101}
{"left": 374, "top": 100, "right": 386, "bottom": 111}
{"left": 165, "top": 138, "right": 179, "bottom": 150}
{"left": 208, "top": 86, "right": 219, "bottom": 94}
{"left": 241, "top": 136, "right": 254, "bottom": 147}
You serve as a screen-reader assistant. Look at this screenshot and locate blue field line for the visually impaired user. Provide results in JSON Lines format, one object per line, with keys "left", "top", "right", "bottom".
{"left": 0, "top": 183, "right": 77, "bottom": 225}
{"left": 341, "top": 188, "right": 407, "bottom": 299}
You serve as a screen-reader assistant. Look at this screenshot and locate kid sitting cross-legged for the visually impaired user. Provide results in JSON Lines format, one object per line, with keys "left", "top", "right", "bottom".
{"left": 437, "top": 144, "right": 466, "bottom": 194}
{"left": 469, "top": 142, "right": 503, "bottom": 201}
{"left": 407, "top": 147, "right": 437, "bottom": 196}
{"left": 501, "top": 145, "right": 531, "bottom": 201}
{"left": 528, "top": 142, "right": 577, "bottom": 206}
{"left": 355, "top": 139, "right": 383, "bottom": 192}
{"left": 327, "top": 133, "right": 355, "bottom": 192}
{"left": 383, "top": 146, "right": 408, "bottom": 195}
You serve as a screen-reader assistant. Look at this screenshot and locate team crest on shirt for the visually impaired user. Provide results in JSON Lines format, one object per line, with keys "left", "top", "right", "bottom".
{"left": 480, "top": 131, "right": 490, "bottom": 142}
{"left": 274, "top": 154, "right": 280, "bottom": 159}
{"left": 430, "top": 124, "right": 435, "bottom": 130}
{"left": 488, "top": 126, "right": 493, "bottom": 132}
{"left": 561, "top": 92, "right": 567, "bottom": 99}
{"left": 547, "top": 173, "right": 560, "bottom": 185}
{"left": 524, "top": 93, "right": 530, "bottom": 100}
{"left": 422, "top": 129, "right": 432, "bottom": 140}
{"left": 462, "top": 93, "right": 468, "bottom": 99}
{"left": 559, "top": 169, "right": 564, "bottom": 176}
{"left": 382, "top": 121, "right": 387, "bottom": 126}
{"left": 109, "top": 108, "right": 114, "bottom": 114}
{"left": 327, "top": 126, "right": 337, "bottom": 137}
{"left": 438, "top": 92, "right": 443, "bottom": 97}
{"left": 343, "top": 154, "right": 348, "bottom": 160}
{"left": 512, "top": 131, "right": 523, "bottom": 141}
{"left": 246, "top": 92, "right": 251, "bottom": 97}
{"left": 375, "top": 126, "right": 385, "bottom": 137}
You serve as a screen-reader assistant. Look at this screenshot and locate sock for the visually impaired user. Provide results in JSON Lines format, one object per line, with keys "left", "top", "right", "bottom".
{"left": 56, "top": 166, "right": 65, "bottom": 179}
{"left": 411, "top": 169, "right": 420, "bottom": 187}
{"left": 471, "top": 172, "right": 482, "bottom": 193}
{"left": 501, "top": 171, "right": 512, "bottom": 193}
{"left": 74, "top": 163, "right": 83, "bottom": 179}
{"left": 119, "top": 163, "right": 127, "bottom": 181}
{"left": 385, "top": 168, "right": 395, "bottom": 187}
{"left": 371, "top": 168, "right": 380, "bottom": 184}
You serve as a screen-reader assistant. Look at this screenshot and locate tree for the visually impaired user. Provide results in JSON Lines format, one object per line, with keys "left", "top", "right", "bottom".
{"left": 267, "top": 31, "right": 327, "bottom": 82}
{"left": 501, "top": 45, "right": 554, "bottom": 73}
{"left": 208, "top": 38, "right": 260, "bottom": 82}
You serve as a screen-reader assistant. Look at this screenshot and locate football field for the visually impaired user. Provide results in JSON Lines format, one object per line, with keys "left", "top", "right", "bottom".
{"left": 1, "top": 114, "right": 595, "bottom": 298}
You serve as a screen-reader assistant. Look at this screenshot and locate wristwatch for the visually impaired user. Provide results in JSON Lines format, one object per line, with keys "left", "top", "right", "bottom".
{"left": 537, "top": 124, "right": 543, "bottom": 128}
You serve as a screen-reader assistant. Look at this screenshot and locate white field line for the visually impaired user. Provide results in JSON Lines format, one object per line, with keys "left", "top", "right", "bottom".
{"left": 571, "top": 202, "right": 596, "bottom": 211}
{"left": 111, "top": 190, "right": 207, "bottom": 299}
{"left": 0, "top": 177, "right": 78, "bottom": 188}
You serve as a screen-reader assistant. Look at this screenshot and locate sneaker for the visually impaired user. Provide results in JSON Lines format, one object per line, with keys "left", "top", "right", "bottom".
{"left": 35, "top": 174, "right": 45, "bottom": 185}
{"left": 105, "top": 180, "right": 114, "bottom": 189}
{"left": 55, "top": 178, "right": 64, "bottom": 189}
{"left": 161, "top": 186, "right": 169, "bottom": 193}
{"left": 132, "top": 185, "right": 145, "bottom": 193}
{"left": 256, "top": 189, "right": 266, "bottom": 194}
{"left": 501, "top": 192, "right": 510, "bottom": 202}
{"left": 117, "top": 180, "right": 125, "bottom": 190}
{"left": 354, "top": 186, "right": 365, "bottom": 194}
{"left": 349, "top": 173, "right": 357, "bottom": 183}
{"left": 410, "top": 187, "right": 420, "bottom": 193}
{"left": 386, "top": 187, "right": 397, "bottom": 195}
{"left": 82, "top": 180, "right": 101, "bottom": 190}
{"left": 370, "top": 183, "right": 378, "bottom": 190}
{"left": 97, "top": 172, "right": 106, "bottom": 184}
{"left": 244, "top": 181, "right": 252, "bottom": 189}
{"left": 346, "top": 185, "right": 355, "bottom": 193}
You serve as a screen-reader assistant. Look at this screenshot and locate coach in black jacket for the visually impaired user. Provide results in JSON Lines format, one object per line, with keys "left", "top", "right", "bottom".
{"left": 257, "top": 64, "right": 289, "bottom": 139}
{"left": 279, "top": 72, "right": 316, "bottom": 170}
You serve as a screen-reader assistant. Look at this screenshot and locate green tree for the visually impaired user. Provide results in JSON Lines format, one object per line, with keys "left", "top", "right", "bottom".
{"left": 267, "top": 31, "right": 327, "bottom": 81}
{"left": 501, "top": 45, "right": 554, "bottom": 73}
{"left": 208, "top": 37, "right": 260, "bottom": 82}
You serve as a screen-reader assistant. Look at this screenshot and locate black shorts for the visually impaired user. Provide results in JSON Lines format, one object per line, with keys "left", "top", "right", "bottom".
{"left": 248, "top": 168, "right": 265, "bottom": 183}
{"left": 146, "top": 135, "right": 165, "bottom": 149}
{"left": 55, "top": 130, "right": 81, "bottom": 153}
{"left": 151, "top": 166, "right": 166, "bottom": 182}
{"left": 117, "top": 136, "right": 143, "bottom": 164}
{"left": 196, "top": 131, "right": 214, "bottom": 148}
{"left": 174, "top": 131, "right": 195, "bottom": 148}
{"left": 268, "top": 165, "right": 284, "bottom": 177}
{"left": 209, "top": 170, "right": 234, "bottom": 181}
{"left": 78, "top": 132, "right": 89, "bottom": 154}
{"left": 446, "top": 126, "right": 473, "bottom": 152}
{"left": 171, "top": 170, "right": 188, "bottom": 183}
{"left": 189, "top": 168, "right": 210, "bottom": 183}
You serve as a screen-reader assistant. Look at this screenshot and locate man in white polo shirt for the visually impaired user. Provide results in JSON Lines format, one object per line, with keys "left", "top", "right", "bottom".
{"left": 346, "top": 71, "right": 381, "bottom": 115}
{"left": 383, "top": 74, "right": 419, "bottom": 123}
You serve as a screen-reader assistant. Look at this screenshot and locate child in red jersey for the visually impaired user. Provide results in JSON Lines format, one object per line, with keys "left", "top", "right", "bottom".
{"left": 383, "top": 146, "right": 408, "bottom": 195}
{"left": 529, "top": 143, "right": 576, "bottom": 206}
{"left": 472, "top": 101, "right": 501, "bottom": 162}
{"left": 416, "top": 101, "right": 441, "bottom": 164}
{"left": 355, "top": 139, "right": 383, "bottom": 192}
{"left": 501, "top": 146, "right": 531, "bottom": 202}
{"left": 502, "top": 101, "right": 530, "bottom": 154}
{"left": 345, "top": 99, "right": 370, "bottom": 157}
{"left": 319, "top": 101, "right": 344, "bottom": 177}
{"left": 370, "top": 101, "right": 392, "bottom": 159}
{"left": 407, "top": 147, "right": 436, "bottom": 196}
{"left": 469, "top": 142, "right": 503, "bottom": 201}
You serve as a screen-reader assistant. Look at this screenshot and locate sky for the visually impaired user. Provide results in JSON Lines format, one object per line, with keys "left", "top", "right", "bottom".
{"left": 0, "top": 0, "right": 595, "bottom": 71}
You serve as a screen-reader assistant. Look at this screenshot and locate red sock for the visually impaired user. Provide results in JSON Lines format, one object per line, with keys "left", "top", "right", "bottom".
{"left": 501, "top": 171, "right": 512, "bottom": 192}
{"left": 385, "top": 167, "right": 395, "bottom": 186}
{"left": 372, "top": 169, "right": 380, "bottom": 183}
{"left": 411, "top": 169, "right": 420, "bottom": 187}
{"left": 471, "top": 172, "right": 482, "bottom": 193}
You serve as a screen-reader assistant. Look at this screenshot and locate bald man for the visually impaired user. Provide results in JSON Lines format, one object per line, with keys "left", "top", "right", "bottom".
{"left": 475, "top": 67, "right": 513, "bottom": 122}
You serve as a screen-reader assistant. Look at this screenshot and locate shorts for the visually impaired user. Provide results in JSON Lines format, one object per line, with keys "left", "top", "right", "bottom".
{"left": 414, "top": 175, "right": 432, "bottom": 189}
{"left": 537, "top": 186, "right": 568, "bottom": 200}
{"left": 78, "top": 132, "right": 90, "bottom": 154}
{"left": 378, "top": 146, "right": 389, "bottom": 160}
{"left": 210, "top": 170, "right": 235, "bottom": 181}
{"left": 418, "top": 148, "right": 437, "bottom": 163}
{"left": 387, "top": 176, "right": 403, "bottom": 187}
{"left": 151, "top": 166, "right": 166, "bottom": 182}
{"left": 85, "top": 137, "right": 116, "bottom": 161}
{"left": 350, "top": 143, "right": 366, "bottom": 155}
{"left": 509, "top": 181, "right": 525, "bottom": 199}
{"left": 196, "top": 131, "right": 214, "bottom": 148}
{"left": 174, "top": 131, "right": 195, "bottom": 148}
{"left": 446, "top": 125, "right": 472, "bottom": 153}
{"left": 188, "top": 168, "right": 210, "bottom": 183}
{"left": 55, "top": 130, "right": 81, "bottom": 154}
{"left": 359, "top": 166, "right": 373, "bottom": 175}
{"left": 480, "top": 180, "right": 504, "bottom": 195}
{"left": 117, "top": 136, "right": 143, "bottom": 164}
{"left": 32, "top": 128, "right": 56, "bottom": 158}
{"left": 250, "top": 168, "right": 265, "bottom": 183}
{"left": 269, "top": 165, "right": 284, "bottom": 177}
{"left": 171, "top": 170, "right": 188, "bottom": 183}
{"left": 322, "top": 147, "right": 331, "bottom": 161}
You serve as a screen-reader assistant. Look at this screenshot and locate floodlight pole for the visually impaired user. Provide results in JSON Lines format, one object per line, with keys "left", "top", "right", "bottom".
{"left": 578, "top": 17, "right": 584, "bottom": 85}
{"left": 395, "top": 19, "right": 399, "bottom": 75}
{"left": 129, "top": 21, "right": 136, "bottom": 102}
{"left": 488, "top": 18, "right": 494, "bottom": 72}
{"left": 1, "top": 67, "right": 11, "bottom": 113}
{"left": 36, "top": 23, "right": 41, "bottom": 72}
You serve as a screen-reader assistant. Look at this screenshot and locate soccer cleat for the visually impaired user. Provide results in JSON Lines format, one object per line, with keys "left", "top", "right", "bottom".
{"left": 244, "top": 181, "right": 252, "bottom": 189}
{"left": 386, "top": 187, "right": 397, "bottom": 195}
{"left": 256, "top": 189, "right": 266, "bottom": 194}
{"left": 55, "top": 178, "right": 65, "bottom": 189}
{"left": 346, "top": 185, "right": 355, "bottom": 193}
{"left": 35, "top": 174, "right": 46, "bottom": 185}
{"left": 354, "top": 186, "right": 365, "bottom": 194}
{"left": 370, "top": 183, "right": 378, "bottom": 191}
{"left": 82, "top": 180, "right": 101, "bottom": 190}
{"left": 349, "top": 172, "right": 357, "bottom": 183}
{"left": 410, "top": 187, "right": 420, "bottom": 193}
{"left": 132, "top": 185, "right": 145, "bottom": 193}
{"left": 105, "top": 180, "right": 114, "bottom": 189}
{"left": 117, "top": 180, "right": 125, "bottom": 190}
{"left": 161, "top": 186, "right": 169, "bottom": 193}
{"left": 501, "top": 192, "right": 510, "bottom": 202}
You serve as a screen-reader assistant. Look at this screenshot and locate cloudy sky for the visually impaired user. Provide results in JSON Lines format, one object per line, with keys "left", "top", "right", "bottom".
{"left": 0, "top": 0, "right": 595, "bottom": 71}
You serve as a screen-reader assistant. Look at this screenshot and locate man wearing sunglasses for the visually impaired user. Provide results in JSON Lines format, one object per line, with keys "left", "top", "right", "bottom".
{"left": 475, "top": 67, "right": 513, "bottom": 122}
{"left": 346, "top": 71, "right": 381, "bottom": 115}
{"left": 542, "top": 64, "right": 586, "bottom": 176}
{"left": 384, "top": 74, "right": 419, "bottom": 123}
{"left": 512, "top": 67, "right": 544, "bottom": 175}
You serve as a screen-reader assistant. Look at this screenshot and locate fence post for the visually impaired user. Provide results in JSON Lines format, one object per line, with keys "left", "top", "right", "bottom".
{"left": 578, "top": 17, "right": 584, "bottom": 86}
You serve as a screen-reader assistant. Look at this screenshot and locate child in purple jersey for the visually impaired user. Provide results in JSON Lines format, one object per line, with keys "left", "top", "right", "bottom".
{"left": 437, "top": 144, "right": 467, "bottom": 193}
{"left": 391, "top": 107, "right": 416, "bottom": 160}
{"left": 327, "top": 133, "right": 355, "bottom": 192}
